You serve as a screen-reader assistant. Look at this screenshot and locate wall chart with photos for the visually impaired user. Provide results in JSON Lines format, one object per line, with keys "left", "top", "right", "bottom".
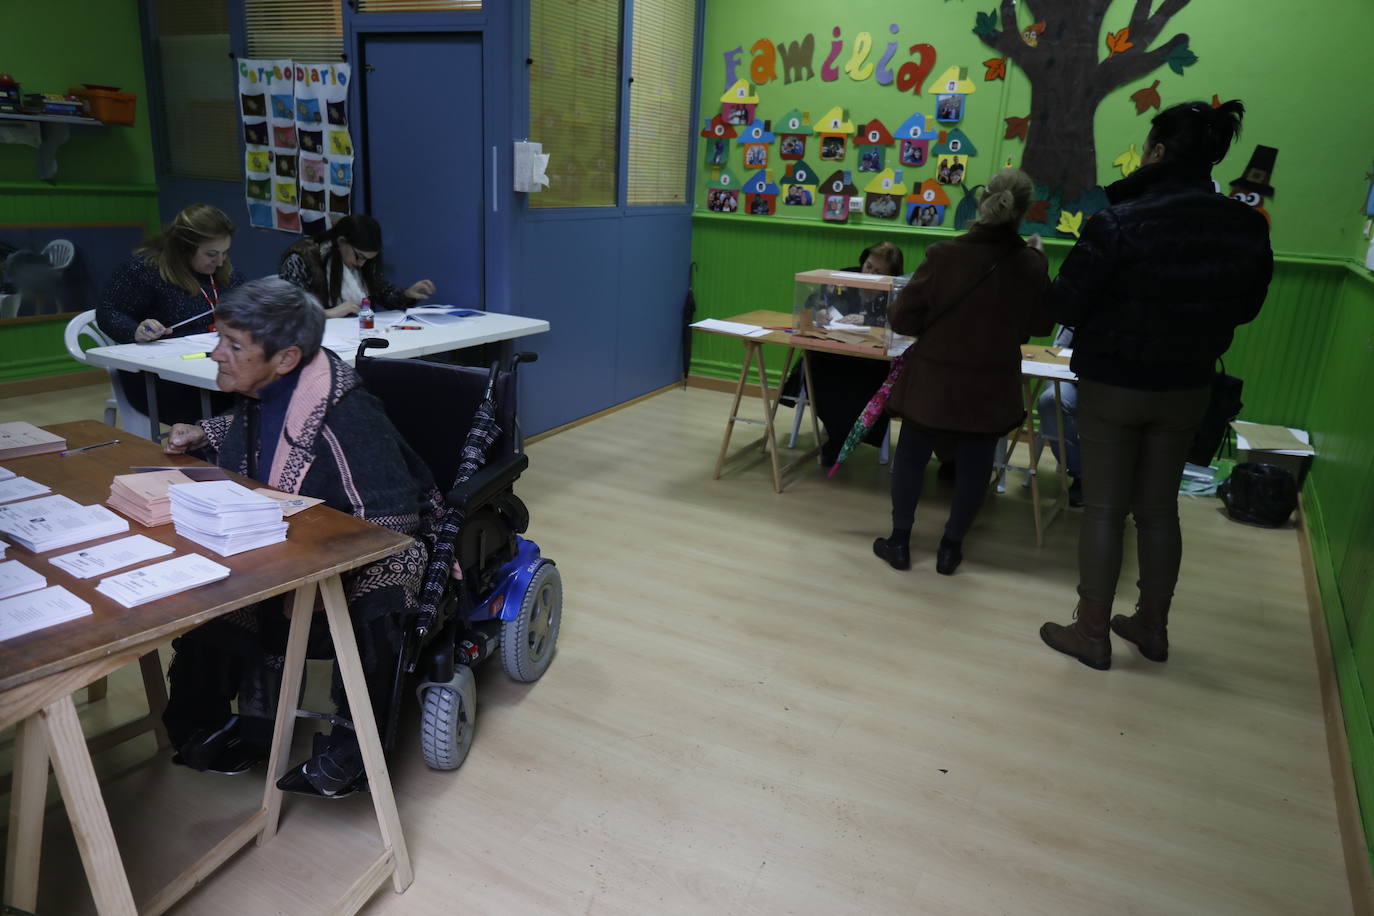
{"left": 238, "top": 59, "right": 355, "bottom": 235}
{"left": 695, "top": 0, "right": 1292, "bottom": 242}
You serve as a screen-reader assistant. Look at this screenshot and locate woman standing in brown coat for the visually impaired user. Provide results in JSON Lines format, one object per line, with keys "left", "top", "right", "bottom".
{"left": 872, "top": 169, "right": 1053, "bottom": 573}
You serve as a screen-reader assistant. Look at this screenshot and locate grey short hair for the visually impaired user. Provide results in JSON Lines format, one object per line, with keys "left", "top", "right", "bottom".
{"left": 215, "top": 277, "right": 325, "bottom": 363}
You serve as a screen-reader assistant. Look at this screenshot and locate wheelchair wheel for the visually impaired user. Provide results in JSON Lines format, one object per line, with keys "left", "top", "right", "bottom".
{"left": 501, "top": 562, "right": 562, "bottom": 682}
{"left": 420, "top": 667, "right": 475, "bottom": 771}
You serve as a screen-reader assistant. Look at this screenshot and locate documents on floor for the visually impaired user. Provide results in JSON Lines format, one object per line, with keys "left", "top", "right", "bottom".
{"left": 95, "top": 553, "right": 231, "bottom": 608}
{"left": 0, "top": 585, "right": 92, "bottom": 641}
{"left": 169, "top": 481, "right": 287, "bottom": 556}
{"left": 0, "top": 422, "right": 66, "bottom": 459}
{"left": 0, "top": 559, "right": 46, "bottom": 600}
{"left": 0, "top": 494, "right": 129, "bottom": 553}
{"left": 50, "top": 535, "right": 175, "bottom": 579}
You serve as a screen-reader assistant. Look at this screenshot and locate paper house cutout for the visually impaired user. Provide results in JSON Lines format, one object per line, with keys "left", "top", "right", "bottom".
{"left": 780, "top": 160, "right": 818, "bottom": 206}
{"left": 932, "top": 129, "right": 978, "bottom": 158}
{"left": 905, "top": 180, "right": 953, "bottom": 226}
{"left": 935, "top": 155, "right": 969, "bottom": 185}
{"left": 719, "top": 80, "right": 758, "bottom": 126}
{"left": 817, "top": 107, "right": 856, "bottom": 137}
{"left": 740, "top": 118, "right": 776, "bottom": 170}
{"left": 819, "top": 169, "right": 858, "bottom": 223}
{"left": 706, "top": 168, "right": 741, "bottom": 213}
{"left": 932, "top": 66, "right": 977, "bottom": 95}
{"left": 863, "top": 169, "right": 907, "bottom": 220}
{"left": 743, "top": 170, "right": 781, "bottom": 216}
{"left": 856, "top": 119, "right": 896, "bottom": 172}
{"left": 777, "top": 109, "right": 811, "bottom": 161}
{"left": 894, "top": 113, "right": 939, "bottom": 169}
{"left": 700, "top": 114, "right": 739, "bottom": 140}
{"left": 740, "top": 119, "right": 775, "bottom": 144}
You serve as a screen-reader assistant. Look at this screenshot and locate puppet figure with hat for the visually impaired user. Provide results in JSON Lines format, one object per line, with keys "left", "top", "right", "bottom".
{"left": 1229, "top": 145, "right": 1277, "bottom": 225}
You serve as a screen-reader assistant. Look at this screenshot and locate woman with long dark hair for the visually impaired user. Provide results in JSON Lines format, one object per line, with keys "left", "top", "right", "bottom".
{"left": 279, "top": 214, "right": 436, "bottom": 318}
{"left": 1039, "top": 100, "right": 1273, "bottom": 670}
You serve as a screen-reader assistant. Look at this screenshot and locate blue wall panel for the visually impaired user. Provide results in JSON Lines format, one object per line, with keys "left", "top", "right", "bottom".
{"left": 615, "top": 212, "right": 692, "bottom": 402}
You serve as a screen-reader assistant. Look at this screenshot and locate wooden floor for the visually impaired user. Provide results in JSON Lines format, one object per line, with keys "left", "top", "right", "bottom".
{"left": 0, "top": 382, "right": 1353, "bottom": 915}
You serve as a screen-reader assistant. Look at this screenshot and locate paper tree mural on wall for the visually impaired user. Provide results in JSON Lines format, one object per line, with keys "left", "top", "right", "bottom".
{"left": 701, "top": 114, "right": 738, "bottom": 167}
{"left": 777, "top": 108, "right": 812, "bottom": 161}
{"left": 933, "top": 129, "right": 977, "bottom": 185}
{"left": 907, "top": 179, "right": 953, "bottom": 227}
{"left": 816, "top": 107, "right": 856, "bottom": 163}
{"left": 780, "top": 160, "right": 819, "bottom": 206}
{"left": 856, "top": 119, "right": 895, "bottom": 172}
{"left": 894, "top": 112, "right": 939, "bottom": 169}
{"left": 819, "top": 169, "right": 858, "bottom": 223}
{"left": 739, "top": 119, "right": 775, "bottom": 171}
{"left": 706, "top": 169, "right": 741, "bottom": 213}
{"left": 863, "top": 169, "right": 906, "bottom": 219}
{"left": 974, "top": 0, "right": 1199, "bottom": 204}
{"left": 743, "top": 170, "right": 781, "bottom": 215}
{"left": 720, "top": 80, "right": 758, "bottom": 127}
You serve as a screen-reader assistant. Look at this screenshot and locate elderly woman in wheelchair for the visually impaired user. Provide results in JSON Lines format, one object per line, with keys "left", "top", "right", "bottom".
{"left": 163, "top": 277, "right": 560, "bottom": 795}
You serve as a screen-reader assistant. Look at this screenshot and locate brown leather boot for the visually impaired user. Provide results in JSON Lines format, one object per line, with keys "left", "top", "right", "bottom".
{"left": 1040, "top": 598, "right": 1112, "bottom": 670}
{"left": 1110, "top": 596, "right": 1170, "bottom": 662}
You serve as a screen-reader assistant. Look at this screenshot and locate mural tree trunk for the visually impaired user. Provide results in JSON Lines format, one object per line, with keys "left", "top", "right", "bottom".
{"left": 978, "top": 0, "right": 1192, "bottom": 203}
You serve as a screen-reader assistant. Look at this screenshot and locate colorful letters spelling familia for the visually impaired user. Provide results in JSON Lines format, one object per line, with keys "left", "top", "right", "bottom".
{"left": 238, "top": 59, "right": 355, "bottom": 235}
{"left": 724, "top": 24, "right": 939, "bottom": 95}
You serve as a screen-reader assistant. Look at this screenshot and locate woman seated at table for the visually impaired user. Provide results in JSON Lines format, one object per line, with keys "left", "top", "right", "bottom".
{"left": 96, "top": 203, "right": 243, "bottom": 424}
{"left": 279, "top": 214, "right": 437, "bottom": 318}
{"left": 162, "top": 277, "right": 440, "bottom": 796}
{"left": 782, "top": 241, "right": 905, "bottom": 467}
{"left": 872, "top": 169, "right": 1053, "bottom": 574}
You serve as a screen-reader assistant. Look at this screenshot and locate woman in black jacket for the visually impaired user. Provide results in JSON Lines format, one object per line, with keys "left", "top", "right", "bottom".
{"left": 1040, "top": 101, "right": 1273, "bottom": 670}
{"left": 279, "top": 214, "right": 436, "bottom": 318}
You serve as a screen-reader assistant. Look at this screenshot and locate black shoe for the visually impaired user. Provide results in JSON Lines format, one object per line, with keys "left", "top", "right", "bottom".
{"left": 171, "top": 716, "right": 265, "bottom": 775}
{"left": 936, "top": 537, "right": 963, "bottom": 575}
{"left": 872, "top": 537, "right": 911, "bottom": 571}
{"left": 276, "top": 732, "right": 367, "bottom": 798}
{"left": 1068, "top": 477, "right": 1084, "bottom": 508}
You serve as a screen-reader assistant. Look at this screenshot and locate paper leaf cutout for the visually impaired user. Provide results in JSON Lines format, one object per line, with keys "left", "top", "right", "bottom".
{"left": 1166, "top": 42, "right": 1198, "bottom": 76}
{"left": 1112, "top": 144, "right": 1141, "bottom": 177}
{"left": 973, "top": 9, "right": 999, "bottom": 38}
{"left": 1131, "top": 80, "right": 1161, "bottom": 115}
{"left": 1056, "top": 210, "right": 1084, "bottom": 238}
{"left": 984, "top": 57, "right": 1007, "bottom": 81}
{"left": 1105, "top": 28, "right": 1134, "bottom": 58}
{"left": 1004, "top": 115, "right": 1030, "bottom": 141}
{"left": 1025, "top": 199, "right": 1051, "bottom": 224}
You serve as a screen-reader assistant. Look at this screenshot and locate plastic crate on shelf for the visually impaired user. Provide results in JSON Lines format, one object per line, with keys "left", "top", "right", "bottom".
{"left": 69, "top": 85, "right": 136, "bottom": 124}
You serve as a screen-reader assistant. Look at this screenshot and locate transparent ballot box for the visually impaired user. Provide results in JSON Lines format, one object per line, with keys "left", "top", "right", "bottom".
{"left": 792, "top": 269, "right": 912, "bottom": 356}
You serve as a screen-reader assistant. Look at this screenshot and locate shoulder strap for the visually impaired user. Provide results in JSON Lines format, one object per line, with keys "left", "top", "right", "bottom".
{"left": 920, "top": 247, "right": 1020, "bottom": 332}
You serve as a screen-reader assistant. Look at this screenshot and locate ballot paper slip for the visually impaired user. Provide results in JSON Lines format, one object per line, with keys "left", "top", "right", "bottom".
{"left": 253, "top": 488, "right": 325, "bottom": 517}
{"left": 405, "top": 306, "right": 484, "bottom": 327}
{"left": 0, "top": 475, "right": 51, "bottom": 504}
{"left": 169, "top": 481, "right": 287, "bottom": 556}
{"left": 0, "top": 465, "right": 15, "bottom": 481}
{"left": 0, "top": 422, "right": 65, "bottom": 460}
{"left": 690, "top": 318, "right": 773, "bottom": 338}
{"left": 107, "top": 469, "right": 205, "bottom": 527}
{"left": 95, "top": 553, "right": 230, "bottom": 608}
{"left": 0, "top": 560, "right": 46, "bottom": 600}
{"left": 50, "top": 535, "right": 175, "bottom": 579}
{"left": 0, "top": 494, "right": 129, "bottom": 553}
{"left": 0, "top": 585, "right": 92, "bottom": 641}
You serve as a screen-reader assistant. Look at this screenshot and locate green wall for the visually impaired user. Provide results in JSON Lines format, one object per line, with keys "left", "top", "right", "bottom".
{"left": 0, "top": 0, "right": 160, "bottom": 383}
{"left": 696, "top": 0, "right": 1374, "bottom": 258}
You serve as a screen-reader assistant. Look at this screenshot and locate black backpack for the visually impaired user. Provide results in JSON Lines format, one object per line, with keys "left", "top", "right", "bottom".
{"left": 1219, "top": 462, "right": 1298, "bottom": 527}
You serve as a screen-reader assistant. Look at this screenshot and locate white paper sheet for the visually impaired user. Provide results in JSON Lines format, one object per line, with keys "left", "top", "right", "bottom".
{"left": 49, "top": 535, "right": 176, "bottom": 579}
{"left": 0, "top": 585, "right": 91, "bottom": 641}
{"left": 95, "top": 553, "right": 230, "bottom": 608}
{"left": 0, "top": 560, "right": 46, "bottom": 600}
{"left": 691, "top": 318, "right": 772, "bottom": 337}
{"left": 0, "top": 466, "right": 15, "bottom": 481}
{"left": 0, "top": 476, "right": 51, "bottom": 504}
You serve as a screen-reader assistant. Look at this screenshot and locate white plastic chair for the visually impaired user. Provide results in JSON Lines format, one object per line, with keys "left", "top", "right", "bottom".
{"left": 63, "top": 309, "right": 151, "bottom": 435}
{"left": 0, "top": 293, "right": 19, "bottom": 319}
{"left": 43, "top": 238, "right": 75, "bottom": 270}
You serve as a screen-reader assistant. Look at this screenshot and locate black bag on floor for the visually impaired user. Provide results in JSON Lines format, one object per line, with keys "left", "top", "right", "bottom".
{"left": 1219, "top": 462, "right": 1298, "bottom": 527}
{"left": 1188, "top": 359, "right": 1244, "bottom": 466}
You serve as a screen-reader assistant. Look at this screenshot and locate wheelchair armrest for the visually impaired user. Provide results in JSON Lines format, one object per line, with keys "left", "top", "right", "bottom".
{"left": 445, "top": 453, "right": 528, "bottom": 510}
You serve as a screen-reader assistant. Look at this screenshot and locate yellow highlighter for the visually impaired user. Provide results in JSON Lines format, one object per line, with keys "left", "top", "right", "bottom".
{"left": 181, "top": 352, "right": 210, "bottom": 360}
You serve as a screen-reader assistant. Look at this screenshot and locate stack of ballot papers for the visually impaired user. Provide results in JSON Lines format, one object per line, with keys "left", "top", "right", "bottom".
{"left": 170, "top": 481, "right": 287, "bottom": 556}
{"left": 50, "top": 535, "right": 174, "bottom": 579}
{"left": 0, "top": 494, "right": 129, "bottom": 553}
{"left": 107, "top": 470, "right": 206, "bottom": 526}
{"left": 0, "top": 585, "right": 92, "bottom": 641}
{"left": 0, "top": 422, "right": 66, "bottom": 460}
{"left": 0, "top": 475, "right": 51, "bottom": 504}
{"left": 95, "top": 553, "right": 231, "bottom": 608}
{"left": 0, "top": 560, "right": 46, "bottom": 599}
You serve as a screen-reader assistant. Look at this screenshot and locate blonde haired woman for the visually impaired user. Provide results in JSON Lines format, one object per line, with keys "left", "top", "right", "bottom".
{"left": 872, "top": 169, "right": 1053, "bottom": 573}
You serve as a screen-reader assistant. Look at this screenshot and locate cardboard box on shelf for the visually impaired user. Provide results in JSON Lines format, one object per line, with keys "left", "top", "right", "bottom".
{"left": 1231, "top": 420, "right": 1314, "bottom": 486}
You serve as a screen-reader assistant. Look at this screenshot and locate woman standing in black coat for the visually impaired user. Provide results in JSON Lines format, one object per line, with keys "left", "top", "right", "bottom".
{"left": 1040, "top": 101, "right": 1273, "bottom": 670}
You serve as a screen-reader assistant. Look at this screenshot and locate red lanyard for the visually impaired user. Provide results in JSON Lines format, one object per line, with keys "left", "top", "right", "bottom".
{"left": 201, "top": 277, "right": 218, "bottom": 331}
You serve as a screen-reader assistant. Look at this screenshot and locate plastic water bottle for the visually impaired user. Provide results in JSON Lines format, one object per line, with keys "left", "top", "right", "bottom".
{"left": 358, "top": 297, "right": 374, "bottom": 331}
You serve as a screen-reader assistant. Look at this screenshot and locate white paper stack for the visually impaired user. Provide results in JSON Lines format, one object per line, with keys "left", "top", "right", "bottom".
{"left": 0, "top": 585, "right": 92, "bottom": 641}
{"left": 0, "top": 476, "right": 50, "bottom": 504}
{"left": 0, "top": 422, "right": 65, "bottom": 460}
{"left": 50, "top": 535, "right": 175, "bottom": 579}
{"left": 0, "top": 494, "right": 129, "bottom": 553}
{"left": 95, "top": 553, "right": 231, "bottom": 608}
{"left": 169, "top": 481, "right": 287, "bottom": 556}
{"left": 0, "top": 466, "right": 15, "bottom": 481}
{"left": 0, "top": 560, "right": 46, "bottom": 599}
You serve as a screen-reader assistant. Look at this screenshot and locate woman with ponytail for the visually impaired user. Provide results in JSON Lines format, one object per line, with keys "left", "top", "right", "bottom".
{"left": 872, "top": 168, "right": 1053, "bottom": 575}
{"left": 279, "top": 214, "right": 435, "bottom": 317}
{"left": 1039, "top": 100, "right": 1273, "bottom": 670}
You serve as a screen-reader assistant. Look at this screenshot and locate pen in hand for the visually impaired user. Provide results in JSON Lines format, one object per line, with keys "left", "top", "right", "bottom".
{"left": 60, "top": 439, "right": 119, "bottom": 456}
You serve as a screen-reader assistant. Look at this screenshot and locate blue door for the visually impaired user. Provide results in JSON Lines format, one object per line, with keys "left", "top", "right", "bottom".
{"left": 360, "top": 33, "right": 484, "bottom": 308}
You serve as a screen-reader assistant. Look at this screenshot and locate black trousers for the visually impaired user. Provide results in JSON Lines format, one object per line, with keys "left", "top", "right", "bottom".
{"left": 890, "top": 423, "right": 999, "bottom": 541}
